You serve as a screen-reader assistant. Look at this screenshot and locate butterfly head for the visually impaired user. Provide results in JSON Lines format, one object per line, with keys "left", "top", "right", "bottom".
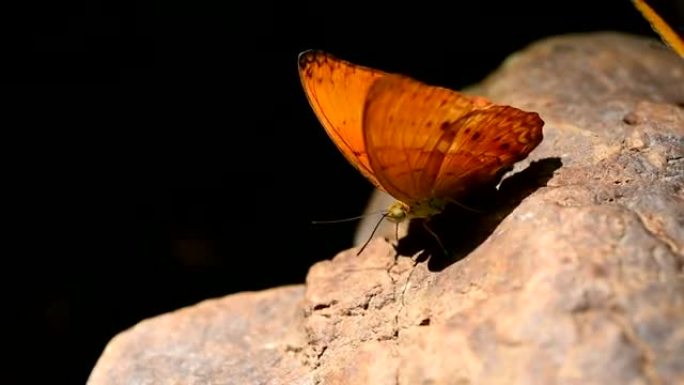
{"left": 386, "top": 201, "right": 410, "bottom": 223}
{"left": 385, "top": 198, "right": 448, "bottom": 223}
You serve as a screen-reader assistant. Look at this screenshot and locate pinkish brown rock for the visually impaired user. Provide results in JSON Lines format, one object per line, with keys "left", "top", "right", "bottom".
{"left": 88, "top": 286, "right": 312, "bottom": 385}
{"left": 89, "top": 32, "right": 684, "bottom": 385}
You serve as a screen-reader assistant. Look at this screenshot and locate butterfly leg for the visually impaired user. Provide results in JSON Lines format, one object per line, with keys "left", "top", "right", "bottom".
{"left": 356, "top": 213, "right": 389, "bottom": 256}
{"left": 422, "top": 218, "right": 448, "bottom": 256}
{"left": 446, "top": 197, "right": 483, "bottom": 213}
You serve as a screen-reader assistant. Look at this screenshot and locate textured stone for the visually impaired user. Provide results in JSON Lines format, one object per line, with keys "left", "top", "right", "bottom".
{"left": 88, "top": 286, "right": 311, "bottom": 385}
{"left": 90, "top": 32, "right": 684, "bottom": 385}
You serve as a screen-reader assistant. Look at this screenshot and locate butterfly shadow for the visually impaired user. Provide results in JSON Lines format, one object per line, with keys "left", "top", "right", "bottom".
{"left": 395, "top": 157, "right": 562, "bottom": 272}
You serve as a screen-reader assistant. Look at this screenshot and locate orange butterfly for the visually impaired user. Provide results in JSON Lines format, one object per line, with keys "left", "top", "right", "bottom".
{"left": 298, "top": 50, "right": 544, "bottom": 248}
{"left": 632, "top": 0, "right": 684, "bottom": 58}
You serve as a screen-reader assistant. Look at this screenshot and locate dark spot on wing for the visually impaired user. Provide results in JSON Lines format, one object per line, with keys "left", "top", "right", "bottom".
{"left": 298, "top": 51, "right": 313, "bottom": 69}
{"left": 464, "top": 128, "right": 471, "bottom": 134}
{"left": 440, "top": 121, "right": 450, "bottom": 130}
{"left": 426, "top": 121, "right": 433, "bottom": 127}
{"left": 499, "top": 143, "right": 510, "bottom": 150}
{"left": 298, "top": 50, "right": 330, "bottom": 72}
{"left": 439, "top": 99, "right": 448, "bottom": 107}
{"left": 389, "top": 115, "right": 394, "bottom": 123}
{"left": 472, "top": 132, "right": 481, "bottom": 140}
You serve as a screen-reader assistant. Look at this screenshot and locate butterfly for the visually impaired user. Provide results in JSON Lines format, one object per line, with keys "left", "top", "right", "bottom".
{"left": 632, "top": 0, "right": 684, "bottom": 58}
{"left": 298, "top": 50, "right": 544, "bottom": 251}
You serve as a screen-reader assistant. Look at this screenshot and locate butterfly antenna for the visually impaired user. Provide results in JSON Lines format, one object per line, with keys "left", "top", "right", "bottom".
{"left": 311, "top": 210, "right": 385, "bottom": 224}
{"left": 356, "top": 212, "right": 389, "bottom": 256}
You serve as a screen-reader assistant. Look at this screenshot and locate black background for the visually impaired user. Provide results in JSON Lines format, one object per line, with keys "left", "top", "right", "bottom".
{"left": 2, "top": 0, "right": 679, "bottom": 384}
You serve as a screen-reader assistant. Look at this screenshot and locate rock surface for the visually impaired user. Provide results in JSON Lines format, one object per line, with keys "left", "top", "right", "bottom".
{"left": 89, "top": 32, "right": 684, "bottom": 385}
{"left": 87, "top": 286, "right": 312, "bottom": 385}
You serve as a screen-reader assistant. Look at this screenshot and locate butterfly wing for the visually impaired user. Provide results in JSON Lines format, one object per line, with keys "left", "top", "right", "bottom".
{"left": 430, "top": 105, "right": 544, "bottom": 198}
{"left": 363, "top": 74, "right": 544, "bottom": 205}
{"left": 632, "top": 0, "right": 684, "bottom": 58}
{"left": 298, "top": 50, "right": 388, "bottom": 189}
{"left": 362, "top": 74, "right": 492, "bottom": 203}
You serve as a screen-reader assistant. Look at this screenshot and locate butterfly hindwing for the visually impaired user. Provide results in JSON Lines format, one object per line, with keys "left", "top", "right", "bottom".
{"left": 362, "top": 74, "right": 493, "bottom": 203}
{"left": 430, "top": 106, "right": 544, "bottom": 198}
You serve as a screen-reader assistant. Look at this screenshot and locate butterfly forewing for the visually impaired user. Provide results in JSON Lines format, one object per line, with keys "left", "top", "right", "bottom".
{"left": 298, "top": 50, "right": 387, "bottom": 190}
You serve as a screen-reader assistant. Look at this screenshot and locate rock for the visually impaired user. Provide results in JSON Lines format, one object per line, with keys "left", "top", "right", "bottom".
{"left": 89, "top": 32, "right": 684, "bottom": 385}
{"left": 87, "top": 286, "right": 312, "bottom": 385}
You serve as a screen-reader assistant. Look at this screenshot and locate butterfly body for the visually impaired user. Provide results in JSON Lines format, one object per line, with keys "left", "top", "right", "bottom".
{"left": 385, "top": 198, "right": 447, "bottom": 223}
{"left": 298, "top": 50, "right": 544, "bottom": 227}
